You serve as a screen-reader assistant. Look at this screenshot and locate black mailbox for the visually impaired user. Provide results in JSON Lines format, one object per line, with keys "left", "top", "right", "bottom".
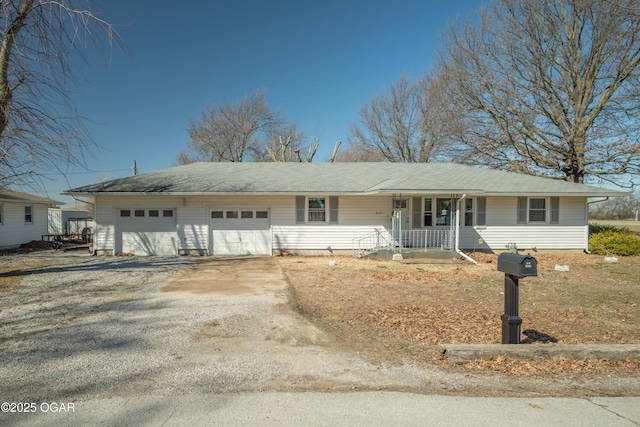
{"left": 497, "top": 253, "right": 537, "bottom": 278}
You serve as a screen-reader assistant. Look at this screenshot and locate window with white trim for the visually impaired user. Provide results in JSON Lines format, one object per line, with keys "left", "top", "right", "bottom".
{"left": 295, "top": 196, "right": 338, "bottom": 224}
{"left": 421, "top": 197, "right": 484, "bottom": 227}
{"left": 307, "top": 198, "right": 326, "bottom": 222}
{"left": 517, "top": 197, "right": 559, "bottom": 224}
{"left": 24, "top": 205, "right": 32, "bottom": 224}
{"left": 529, "top": 198, "right": 546, "bottom": 222}
{"left": 423, "top": 198, "right": 433, "bottom": 227}
{"left": 464, "top": 199, "right": 474, "bottom": 226}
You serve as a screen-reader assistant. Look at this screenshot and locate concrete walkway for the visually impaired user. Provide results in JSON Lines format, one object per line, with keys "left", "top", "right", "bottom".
{"left": 3, "top": 392, "right": 640, "bottom": 427}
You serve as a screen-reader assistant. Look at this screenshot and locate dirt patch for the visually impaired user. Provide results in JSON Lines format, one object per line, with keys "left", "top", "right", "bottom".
{"left": 281, "top": 253, "right": 640, "bottom": 395}
{"left": 160, "top": 257, "right": 288, "bottom": 296}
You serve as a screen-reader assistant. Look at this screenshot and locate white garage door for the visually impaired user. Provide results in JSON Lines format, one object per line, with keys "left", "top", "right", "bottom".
{"left": 210, "top": 209, "right": 271, "bottom": 256}
{"left": 119, "top": 209, "right": 178, "bottom": 256}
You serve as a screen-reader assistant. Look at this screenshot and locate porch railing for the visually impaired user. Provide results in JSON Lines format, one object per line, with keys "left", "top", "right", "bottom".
{"left": 394, "top": 229, "right": 452, "bottom": 251}
{"left": 352, "top": 228, "right": 393, "bottom": 258}
{"left": 353, "top": 228, "right": 452, "bottom": 258}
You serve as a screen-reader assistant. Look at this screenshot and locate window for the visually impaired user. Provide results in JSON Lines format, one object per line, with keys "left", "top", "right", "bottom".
{"left": 464, "top": 199, "right": 474, "bottom": 226}
{"left": 307, "top": 198, "right": 326, "bottom": 222}
{"left": 211, "top": 211, "right": 223, "bottom": 219}
{"left": 24, "top": 205, "right": 32, "bottom": 224}
{"left": 149, "top": 210, "right": 159, "bottom": 217}
{"left": 529, "top": 198, "right": 546, "bottom": 222}
{"left": 393, "top": 199, "right": 407, "bottom": 209}
{"left": 0, "top": 203, "right": 3, "bottom": 225}
{"left": 163, "top": 210, "right": 174, "bottom": 217}
{"left": 435, "top": 198, "right": 454, "bottom": 226}
{"left": 295, "top": 196, "right": 337, "bottom": 224}
{"left": 241, "top": 211, "right": 253, "bottom": 219}
{"left": 135, "top": 210, "right": 145, "bottom": 217}
{"left": 226, "top": 211, "right": 238, "bottom": 219}
{"left": 256, "top": 211, "right": 269, "bottom": 219}
{"left": 517, "top": 197, "right": 559, "bottom": 224}
{"left": 423, "top": 199, "right": 433, "bottom": 227}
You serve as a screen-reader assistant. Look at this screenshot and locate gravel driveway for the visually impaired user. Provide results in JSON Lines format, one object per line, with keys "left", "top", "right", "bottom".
{"left": 0, "top": 252, "right": 475, "bottom": 403}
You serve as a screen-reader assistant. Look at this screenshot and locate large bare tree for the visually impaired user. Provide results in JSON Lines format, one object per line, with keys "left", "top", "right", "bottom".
{"left": 439, "top": 0, "right": 640, "bottom": 185}
{"left": 0, "top": 0, "right": 123, "bottom": 187}
{"left": 178, "top": 90, "right": 297, "bottom": 163}
{"left": 347, "top": 74, "right": 454, "bottom": 163}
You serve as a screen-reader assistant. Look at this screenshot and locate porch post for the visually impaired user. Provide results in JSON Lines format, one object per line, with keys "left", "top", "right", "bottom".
{"left": 454, "top": 196, "right": 461, "bottom": 253}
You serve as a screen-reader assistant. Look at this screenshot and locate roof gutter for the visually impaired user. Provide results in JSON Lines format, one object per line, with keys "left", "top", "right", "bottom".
{"left": 456, "top": 194, "right": 478, "bottom": 264}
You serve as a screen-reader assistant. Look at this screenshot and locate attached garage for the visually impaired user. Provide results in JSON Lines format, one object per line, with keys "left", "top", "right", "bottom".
{"left": 118, "top": 209, "right": 178, "bottom": 256}
{"left": 210, "top": 209, "right": 271, "bottom": 255}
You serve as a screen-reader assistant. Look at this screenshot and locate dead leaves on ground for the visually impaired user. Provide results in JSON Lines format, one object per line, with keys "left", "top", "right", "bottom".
{"left": 368, "top": 303, "right": 501, "bottom": 345}
{"left": 460, "top": 355, "right": 639, "bottom": 377}
{"left": 281, "top": 254, "right": 640, "bottom": 378}
{"left": 372, "top": 267, "right": 485, "bottom": 283}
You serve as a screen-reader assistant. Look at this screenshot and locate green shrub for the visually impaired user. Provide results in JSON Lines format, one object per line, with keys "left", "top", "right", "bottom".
{"left": 589, "top": 229, "right": 640, "bottom": 256}
{"left": 589, "top": 223, "right": 630, "bottom": 236}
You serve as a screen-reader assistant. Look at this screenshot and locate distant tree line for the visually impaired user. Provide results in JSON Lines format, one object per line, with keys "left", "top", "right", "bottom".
{"left": 589, "top": 191, "right": 640, "bottom": 220}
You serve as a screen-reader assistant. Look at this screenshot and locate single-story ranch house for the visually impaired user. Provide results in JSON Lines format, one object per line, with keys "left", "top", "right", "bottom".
{"left": 0, "top": 188, "right": 61, "bottom": 249}
{"left": 64, "top": 162, "right": 624, "bottom": 258}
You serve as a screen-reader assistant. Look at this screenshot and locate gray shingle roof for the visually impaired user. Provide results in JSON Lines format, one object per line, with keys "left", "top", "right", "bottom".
{"left": 64, "top": 162, "right": 625, "bottom": 197}
{"left": 0, "top": 188, "right": 62, "bottom": 205}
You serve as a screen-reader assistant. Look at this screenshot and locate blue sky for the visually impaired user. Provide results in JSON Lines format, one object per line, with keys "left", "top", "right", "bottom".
{"left": 29, "top": 0, "right": 486, "bottom": 206}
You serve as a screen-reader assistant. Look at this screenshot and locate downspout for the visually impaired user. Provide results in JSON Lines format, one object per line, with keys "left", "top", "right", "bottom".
{"left": 456, "top": 194, "right": 478, "bottom": 264}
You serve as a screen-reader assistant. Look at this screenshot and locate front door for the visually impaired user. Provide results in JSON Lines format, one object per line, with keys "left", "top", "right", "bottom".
{"left": 392, "top": 199, "right": 410, "bottom": 245}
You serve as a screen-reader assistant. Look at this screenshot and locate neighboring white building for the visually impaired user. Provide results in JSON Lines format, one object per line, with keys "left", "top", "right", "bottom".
{"left": 64, "top": 162, "right": 625, "bottom": 257}
{"left": 0, "top": 188, "right": 61, "bottom": 249}
{"left": 48, "top": 208, "right": 93, "bottom": 235}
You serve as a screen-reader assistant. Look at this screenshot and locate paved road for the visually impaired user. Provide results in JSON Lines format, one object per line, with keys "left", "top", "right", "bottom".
{"left": 2, "top": 392, "right": 640, "bottom": 426}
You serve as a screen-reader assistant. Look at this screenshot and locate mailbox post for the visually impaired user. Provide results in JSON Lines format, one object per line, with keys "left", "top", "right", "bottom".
{"left": 497, "top": 253, "right": 537, "bottom": 344}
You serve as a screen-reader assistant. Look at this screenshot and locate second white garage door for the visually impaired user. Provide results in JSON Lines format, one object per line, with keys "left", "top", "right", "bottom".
{"left": 210, "top": 209, "right": 271, "bottom": 256}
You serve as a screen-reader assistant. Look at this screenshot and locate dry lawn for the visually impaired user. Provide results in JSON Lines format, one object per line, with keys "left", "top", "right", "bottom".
{"left": 281, "top": 252, "right": 640, "bottom": 379}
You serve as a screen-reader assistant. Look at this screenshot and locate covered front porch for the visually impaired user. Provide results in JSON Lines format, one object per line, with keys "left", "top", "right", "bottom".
{"left": 352, "top": 195, "right": 473, "bottom": 261}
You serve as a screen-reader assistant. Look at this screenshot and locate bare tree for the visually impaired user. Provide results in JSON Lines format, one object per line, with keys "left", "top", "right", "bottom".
{"left": 346, "top": 73, "right": 453, "bottom": 163}
{"left": 178, "top": 90, "right": 286, "bottom": 163}
{"left": 258, "top": 121, "right": 319, "bottom": 162}
{"left": 0, "top": 0, "right": 124, "bottom": 187}
{"left": 439, "top": 0, "right": 640, "bottom": 185}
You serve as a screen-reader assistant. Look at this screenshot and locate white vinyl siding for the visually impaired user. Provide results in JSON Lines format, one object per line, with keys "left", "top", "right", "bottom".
{"left": 273, "top": 196, "right": 389, "bottom": 251}
{"left": 89, "top": 194, "right": 589, "bottom": 255}
{"left": 459, "top": 196, "right": 587, "bottom": 250}
{"left": 272, "top": 225, "right": 387, "bottom": 251}
{"left": 0, "top": 202, "right": 49, "bottom": 248}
